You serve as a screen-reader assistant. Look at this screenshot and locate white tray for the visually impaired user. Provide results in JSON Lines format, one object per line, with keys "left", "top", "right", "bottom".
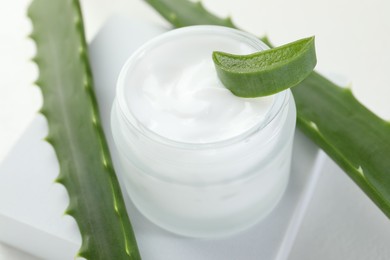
{"left": 0, "top": 15, "right": 325, "bottom": 260}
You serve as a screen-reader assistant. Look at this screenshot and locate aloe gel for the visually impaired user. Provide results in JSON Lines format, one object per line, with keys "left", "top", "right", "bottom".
{"left": 111, "top": 26, "right": 297, "bottom": 238}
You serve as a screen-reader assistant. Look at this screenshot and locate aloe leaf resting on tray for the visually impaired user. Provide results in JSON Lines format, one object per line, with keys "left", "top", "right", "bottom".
{"left": 28, "top": 0, "right": 141, "bottom": 259}
{"left": 144, "top": 0, "right": 390, "bottom": 218}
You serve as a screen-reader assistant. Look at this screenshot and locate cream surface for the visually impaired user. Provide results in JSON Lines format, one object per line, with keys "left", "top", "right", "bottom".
{"left": 125, "top": 33, "right": 274, "bottom": 143}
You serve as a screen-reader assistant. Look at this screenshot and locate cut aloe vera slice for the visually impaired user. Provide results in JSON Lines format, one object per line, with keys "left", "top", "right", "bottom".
{"left": 213, "top": 37, "right": 316, "bottom": 97}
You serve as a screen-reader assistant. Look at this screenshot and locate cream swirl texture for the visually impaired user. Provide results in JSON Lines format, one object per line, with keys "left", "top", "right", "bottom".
{"left": 125, "top": 33, "right": 274, "bottom": 143}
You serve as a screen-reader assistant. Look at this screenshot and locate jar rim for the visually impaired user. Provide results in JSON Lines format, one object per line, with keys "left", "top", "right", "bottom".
{"left": 116, "top": 25, "right": 288, "bottom": 150}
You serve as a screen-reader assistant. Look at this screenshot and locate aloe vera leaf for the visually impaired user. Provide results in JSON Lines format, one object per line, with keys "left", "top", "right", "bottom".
{"left": 144, "top": 0, "right": 235, "bottom": 28}
{"left": 28, "top": 0, "right": 141, "bottom": 258}
{"left": 144, "top": 0, "right": 390, "bottom": 218}
{"left": 293, "top": 73, "right": 390, "bottom": 217}
{"left": 144, "top": 0, "right": 272, "bottom": 51}
{"left": 213, "top": 37, "right": 316, "bottom": 97}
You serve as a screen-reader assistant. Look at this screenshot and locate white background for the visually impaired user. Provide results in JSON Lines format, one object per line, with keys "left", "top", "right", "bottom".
{"left": 1, "top": 0, "right": 390, "bottom": 259}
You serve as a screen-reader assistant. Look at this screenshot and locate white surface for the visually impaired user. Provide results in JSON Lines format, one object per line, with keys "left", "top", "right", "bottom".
{"left": 0, "top": 115, "right": 81, "bottom": 260}
{"left": 0, "top": 16, "right": 323, "bottom": 259}
{"left": 1, "top": 0, "right": 390, "bottom": 259}
{"left": 290, "top": 159, "right": 390, "bottom": 260}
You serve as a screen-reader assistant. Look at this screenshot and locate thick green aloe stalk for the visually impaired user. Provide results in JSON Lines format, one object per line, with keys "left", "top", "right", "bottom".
{"left": 28, "top": 0, "right": 141, "bottom": 259}
{"left": 144, "top": 0, "right": 390, "bottom": 218}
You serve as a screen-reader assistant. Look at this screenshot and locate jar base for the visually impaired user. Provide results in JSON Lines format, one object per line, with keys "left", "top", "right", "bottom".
{"left": 127, "top": 174, "right": 289, "bottom": 239}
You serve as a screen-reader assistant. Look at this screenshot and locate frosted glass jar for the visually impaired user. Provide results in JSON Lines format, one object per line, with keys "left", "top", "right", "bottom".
{"left": 111, "top": 26, "right": 296, "bottom": 238}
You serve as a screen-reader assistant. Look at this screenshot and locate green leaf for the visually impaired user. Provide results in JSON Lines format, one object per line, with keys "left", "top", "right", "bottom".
{"left": 144, "top": 0, "right": 390, "bottom": 219}
{"left": 28, "top": 0, "right": 141, "bottom": 259}
{"left": 145, "top": 0, "right": 236, "bottom": 28}
{"left": 293, "top": 73, "right": 390, "bottom": 217}
{"left": 213, "top": 36, "right": 316, "bottom": 97}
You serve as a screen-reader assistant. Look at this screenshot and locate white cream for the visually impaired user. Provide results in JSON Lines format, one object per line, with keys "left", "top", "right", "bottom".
{"left": 123, "top": 33, "right": 273, "bottom": 143}
{"left": 129, "top": 56, "right": 273, "bottom": 143}
{"left": 112, "top": 26, "right": 296, "bottom": 238}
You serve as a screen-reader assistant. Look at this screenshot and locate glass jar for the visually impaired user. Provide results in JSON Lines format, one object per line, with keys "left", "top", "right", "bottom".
{"left": 111, "top": 26, "right": 296, "bottom": 238}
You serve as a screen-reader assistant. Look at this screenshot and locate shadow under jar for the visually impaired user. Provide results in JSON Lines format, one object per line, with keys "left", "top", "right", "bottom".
{"left": 111, "top": 26, "right": 296, "bottom": 238}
